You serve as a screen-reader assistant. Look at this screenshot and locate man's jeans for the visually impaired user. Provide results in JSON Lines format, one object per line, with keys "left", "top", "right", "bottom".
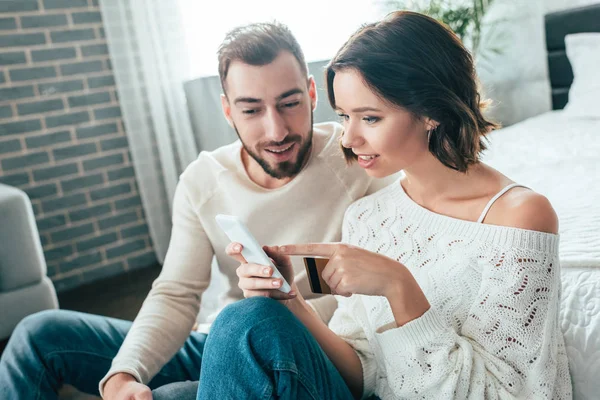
{"left": 0, "top": 310, "right": 203, "bottom": 400}
{"left": 196, "top": 297, "right": 355, "bottom": 400}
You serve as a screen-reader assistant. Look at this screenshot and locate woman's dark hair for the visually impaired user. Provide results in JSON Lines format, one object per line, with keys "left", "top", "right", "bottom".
{"left": 326, "top": 11, "right": 499, "bottom": 172}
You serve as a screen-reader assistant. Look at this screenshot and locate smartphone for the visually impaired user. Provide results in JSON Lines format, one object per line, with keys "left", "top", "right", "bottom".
{"left": 215, "top": 214, "right": 292, "bottom": 293}
{"left": 303, "top": 257, "right": 332, "bottom": 294}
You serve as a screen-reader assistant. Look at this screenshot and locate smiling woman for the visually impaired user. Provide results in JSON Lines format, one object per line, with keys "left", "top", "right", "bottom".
{"left": 193, "top": 11, "right": 571, "bottom": 400}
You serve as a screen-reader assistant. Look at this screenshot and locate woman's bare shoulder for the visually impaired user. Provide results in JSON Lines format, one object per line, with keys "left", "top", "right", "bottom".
{"left": 485, "top": 187, "right": 559, "bottom": 234}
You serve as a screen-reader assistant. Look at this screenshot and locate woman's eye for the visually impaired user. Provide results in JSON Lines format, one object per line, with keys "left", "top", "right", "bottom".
{"left": 363, "top": 116, "right": 380, "bottom": 124}
{"left": 337, "top": 113, "right": 349, "bottom": 122}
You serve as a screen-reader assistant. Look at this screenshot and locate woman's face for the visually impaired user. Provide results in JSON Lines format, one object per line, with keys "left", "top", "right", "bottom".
{"left": 333, "top": 69, "right": 432, "bottom": 178}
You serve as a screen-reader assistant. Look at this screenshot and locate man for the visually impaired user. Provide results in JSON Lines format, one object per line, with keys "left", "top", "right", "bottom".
{"left": 0, "top": 22, "right": 390, "bottom": 399}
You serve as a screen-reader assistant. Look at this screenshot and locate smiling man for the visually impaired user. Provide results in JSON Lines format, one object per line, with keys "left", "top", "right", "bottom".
{"left": 0, "top": 22, "right": 391, "bottom": 400}
{"left": 220, "top": 45, "right": 316, "bottom": 187}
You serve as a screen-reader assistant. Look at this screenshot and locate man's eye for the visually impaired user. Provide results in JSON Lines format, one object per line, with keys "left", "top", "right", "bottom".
{"left": 283, "top": 101, "right": 300, "bottom": 108}
{"left": 242, "top": 109, "right": 258, "bottom": 115}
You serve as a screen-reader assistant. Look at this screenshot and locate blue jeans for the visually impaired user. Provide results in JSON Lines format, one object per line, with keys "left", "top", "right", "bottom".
{"left": 0, "top": 309, "right": 204, "bottom": 400}
{"left": 196, "top": 297, "right": 354, "bottom": 400}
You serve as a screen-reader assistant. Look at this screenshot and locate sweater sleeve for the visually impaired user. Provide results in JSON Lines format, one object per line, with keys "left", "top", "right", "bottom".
{"left": 99, "top": 179, "right": 213, "bottom": 396}
{"left": 326, "top": 211, "right": 378, "bottom": 399}
{"left": 373, "top": 246, "right": 565, "bottom": 399}
{"left": 328, "top": 295, "right": 378, "bottom": 400}
{"left": 306, "top": 295, "right": 338, "bottom": 324}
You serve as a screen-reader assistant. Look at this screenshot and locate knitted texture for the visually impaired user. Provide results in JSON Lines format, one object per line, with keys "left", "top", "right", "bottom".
{"left": 329, "top": 182, "right": 572, "bottom": 399}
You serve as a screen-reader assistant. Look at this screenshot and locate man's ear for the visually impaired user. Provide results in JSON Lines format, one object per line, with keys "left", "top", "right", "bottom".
{"left": 221, "top": 94, "right": 234, "bottom": 128}
{"left": 307, "top": 76, "right": 317, "bottom": 111}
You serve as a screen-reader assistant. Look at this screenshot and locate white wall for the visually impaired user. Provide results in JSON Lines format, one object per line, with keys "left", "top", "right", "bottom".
{"left": 476, "top": 0, "right": 600, "bottom": 126}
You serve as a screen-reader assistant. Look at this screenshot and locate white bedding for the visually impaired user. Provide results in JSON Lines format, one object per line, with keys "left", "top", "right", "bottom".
{"left": 484, "top": 111, "right": 600, "bottom": 268}
{"left": 484, "top": 111, "right": 600, "bottom": 399}
{"left": 560, "top": 267, "right": 600, "bottom": 399}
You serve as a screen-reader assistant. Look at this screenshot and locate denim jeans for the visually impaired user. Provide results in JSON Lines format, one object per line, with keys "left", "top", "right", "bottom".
{"left": 0, "top": 309, "right": 205, "bottom": 400}
{"left": 196, "top": 297, "right": 354, "bottom": 400}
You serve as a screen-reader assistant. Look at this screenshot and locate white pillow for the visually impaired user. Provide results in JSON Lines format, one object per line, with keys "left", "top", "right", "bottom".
{"left": 564, "top": 32, "right": 600, "bottom": 118}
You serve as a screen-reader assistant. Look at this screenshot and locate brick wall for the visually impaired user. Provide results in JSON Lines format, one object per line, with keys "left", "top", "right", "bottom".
{"left": 0, "top": 0, "right": 157, "bottom": 292}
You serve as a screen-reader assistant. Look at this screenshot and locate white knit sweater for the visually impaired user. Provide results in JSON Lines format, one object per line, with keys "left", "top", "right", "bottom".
{"left": 98, "top": 122, "right": 395, "bottom": 395}
{"left": 329, "top": 181, "right": 572, "bottom": 399}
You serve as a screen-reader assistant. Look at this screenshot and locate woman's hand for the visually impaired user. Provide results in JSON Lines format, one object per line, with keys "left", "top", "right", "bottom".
{"left": 278, "top": 243, "right": 405, "bottom": 297}
{"left": 278, "top": 243, "right": 430, "bottom": 325}
{"left": 226, "top": 242, "right": 298, "bottom": 301}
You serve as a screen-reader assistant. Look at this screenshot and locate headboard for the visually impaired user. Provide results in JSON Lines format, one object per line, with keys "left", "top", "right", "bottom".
{"left": 545, "top": 3, "right": 600, "bottom": 110}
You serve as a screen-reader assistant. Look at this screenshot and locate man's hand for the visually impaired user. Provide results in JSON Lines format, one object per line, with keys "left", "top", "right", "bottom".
{"left": 103, "top": 372, "right": 152, "bottom": 400}
{"left": 226, "top": 242, "right": 298, "bottom": 301}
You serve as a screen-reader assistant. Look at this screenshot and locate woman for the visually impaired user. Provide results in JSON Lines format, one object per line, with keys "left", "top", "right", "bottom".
{"left": 196, "top": 11, "right": 571, "bottom": 399}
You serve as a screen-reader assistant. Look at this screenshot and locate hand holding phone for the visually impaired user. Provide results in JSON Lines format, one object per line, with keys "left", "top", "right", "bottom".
{"left": 215, "top": 214, "right": 292, "bottom": 293}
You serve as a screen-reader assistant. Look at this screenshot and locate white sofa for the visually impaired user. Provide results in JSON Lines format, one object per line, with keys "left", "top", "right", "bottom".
{"left": 0, "top": 183, "right": 58, "bottom": 340}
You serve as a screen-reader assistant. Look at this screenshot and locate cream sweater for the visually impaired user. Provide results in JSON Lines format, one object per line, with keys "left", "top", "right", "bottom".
{"left": 99, "top": 122, "right": 390, "bottom": 394}
{"left": 330, "top": 181, "right": 572, "bottom": 399}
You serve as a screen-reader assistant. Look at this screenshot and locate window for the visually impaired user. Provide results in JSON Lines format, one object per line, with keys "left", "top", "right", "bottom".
{"left": 179, "top": 0, "right": 387, "bottom": 78}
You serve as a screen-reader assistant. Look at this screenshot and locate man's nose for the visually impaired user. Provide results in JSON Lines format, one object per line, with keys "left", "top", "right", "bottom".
{"left": 264, "top": 108, "right": 289, "bottom": 143}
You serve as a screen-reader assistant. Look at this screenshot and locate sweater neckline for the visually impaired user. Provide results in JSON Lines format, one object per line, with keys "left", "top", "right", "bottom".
{"left": 387, "top": 180, "right": 559, "bottom": 253}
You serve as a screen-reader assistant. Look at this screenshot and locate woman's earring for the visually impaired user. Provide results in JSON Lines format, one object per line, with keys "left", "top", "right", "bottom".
{"left": 427, "top": 126, "right": 438, "bottom": 143}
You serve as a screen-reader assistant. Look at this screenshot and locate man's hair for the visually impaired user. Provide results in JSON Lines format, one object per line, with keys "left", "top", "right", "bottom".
{"left": 326, "top": 11, "right": 499, "bottom": 172}
{"left": 218, "top": 22, "right": 308, "bottom": 94}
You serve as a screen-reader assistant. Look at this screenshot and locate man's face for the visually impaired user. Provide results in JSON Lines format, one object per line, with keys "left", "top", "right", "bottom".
{"left": 221, "top": 51, "right": 316, "bottom": 179}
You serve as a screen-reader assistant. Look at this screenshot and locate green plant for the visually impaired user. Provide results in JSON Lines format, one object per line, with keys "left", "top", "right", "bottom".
{"left": 379, "top": 0, "right": 495, "bottom": 58}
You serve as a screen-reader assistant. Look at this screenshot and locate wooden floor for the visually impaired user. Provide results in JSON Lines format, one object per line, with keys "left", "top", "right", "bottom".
{"left": 57, "top": 263, "right": 162, "bottom": 320}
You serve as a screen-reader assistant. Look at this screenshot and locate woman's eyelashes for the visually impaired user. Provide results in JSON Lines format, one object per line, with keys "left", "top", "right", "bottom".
{"left": 363, "top": 116, "right": 380, "bottom": 124}
{"left": 337, "top": 113, "right": 349, "bottom": 122}
{"left": 337, "top": 113, "right": 380, "bottom": 125}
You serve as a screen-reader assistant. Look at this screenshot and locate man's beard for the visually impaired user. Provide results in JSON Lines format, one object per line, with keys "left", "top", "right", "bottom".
{"left": 234, "top": 113, "right": 313, "bottom": 179}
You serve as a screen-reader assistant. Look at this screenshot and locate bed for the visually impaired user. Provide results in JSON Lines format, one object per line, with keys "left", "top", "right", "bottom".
{"left": 482, "top": 4, "right": 600, "bottom": 399}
